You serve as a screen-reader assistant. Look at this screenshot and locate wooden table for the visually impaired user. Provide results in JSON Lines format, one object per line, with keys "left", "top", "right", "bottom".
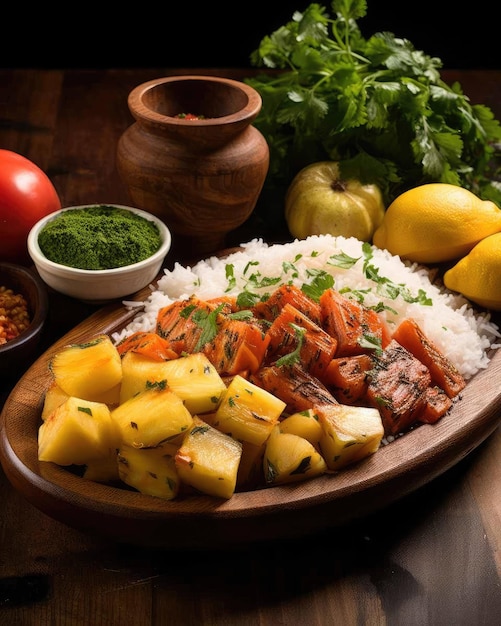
{"left": 1, "top": 68, "right": 501, "bottom": 625}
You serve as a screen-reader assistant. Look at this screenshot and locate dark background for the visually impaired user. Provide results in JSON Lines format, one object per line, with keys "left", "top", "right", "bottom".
{"left": 3, "top": 1, "right": 499, "bottom": 69}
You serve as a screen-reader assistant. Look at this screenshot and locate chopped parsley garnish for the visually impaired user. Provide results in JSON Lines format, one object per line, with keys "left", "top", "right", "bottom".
{"left": 219, "top": 239, "right": 432, "bottom": 314}
{"left": 301, "top": 269, "right": 334, "bottom": 302}
{"left": 275, "top": 323, "right": 307, "bottom": 367}
{"left": 191, "top": 304, "right": 225, "bottom": 352}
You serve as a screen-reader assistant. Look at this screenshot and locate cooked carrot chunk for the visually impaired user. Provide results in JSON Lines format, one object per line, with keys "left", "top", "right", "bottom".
{"left": 320, "top": 289, "right": 391, "bottom": 357}
{"left": 391, "top": 318, "right": 466, "bottom": 398}
{"left": 250, "top": 363, "right": 338, "bottom": 414}
{"left": 265, "top": 303, "right": 337, "bottom": 379}
{"left": 323, "top": 354, "right": 373, "bottom": 404}
{"left": 156, "top": 296, "right": 218, "bottom": 354}
{"left": 203, "top": 316, "right": 270, "bottom": 375}
{"left": 366, "top": 339, "right": 432, "bottom": 435}
{"left": 116, "top": 330, "right": 179, "bottom": 361}
{"left": 252, "top": 284, "right": 322, "bottom": 325}
{"left": 418, "top": 385, "right": 453, "bottom": 424}
{"left": 205, "top": 295, "right": 239, "bottom": 314}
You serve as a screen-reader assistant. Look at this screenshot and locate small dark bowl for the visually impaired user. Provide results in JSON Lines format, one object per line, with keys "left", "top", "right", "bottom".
{"left": 0, "top": 263, "right": 49, "bottom": 379}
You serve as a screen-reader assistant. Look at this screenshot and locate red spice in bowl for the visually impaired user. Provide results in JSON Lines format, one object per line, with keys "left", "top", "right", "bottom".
{"left": 0, "top": 263, "right": 49, "bottom": 378}
{"left": 0, "top": 285, "right": 31, "bottom": 345}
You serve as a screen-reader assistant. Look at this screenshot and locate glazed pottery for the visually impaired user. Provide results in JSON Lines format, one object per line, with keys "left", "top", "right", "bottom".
{"left": 116, "top": 75, "right": 270, "bottom": 257}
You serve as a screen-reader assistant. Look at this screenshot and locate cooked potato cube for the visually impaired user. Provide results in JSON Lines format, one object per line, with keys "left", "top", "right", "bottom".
{"left": 119, "top": 351, "right": 167, "bottom": 403}
{"left": 160, "top": 353, "right": 227, "bottom": 415}
{"left": 42, "top": 380, "right": 120, "bottom": 417}
{"left": 175, "top": 416, "right": 242, "bottom": 499}
{"left": 117, "top": 443, "right": 180, "bottom": 500}
{"left": 120, "top": 351, "right": 226, "bottom": 414}
{"left": 214, "top": 375, "right": 286, "bottom": 446}
{"left": 279, "top": 408, "right": 323, "bottom": 445}
{"left": 111, "top": 384, "right": 193, "bottom": 448}
{"left": 50, "top": 334, "right": 122, "bottom": 401}
{"left": 38, "top": 397, "right": 119, "bottom": 466}
{"left": 41, "top": 382, "right": 70, "bottom": 421}
{"left": 317, "top": 404, "right": 384, "bottom": 471}
{"left": 263, "top": 425, "right": 327, "bottom": 485}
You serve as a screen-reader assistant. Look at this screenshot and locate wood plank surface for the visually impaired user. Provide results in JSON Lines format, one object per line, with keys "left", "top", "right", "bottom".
{"left": 1, "top": 68, "right": 501, "bottom": 625}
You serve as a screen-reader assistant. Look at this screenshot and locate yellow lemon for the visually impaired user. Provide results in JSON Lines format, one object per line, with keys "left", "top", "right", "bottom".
{"left": 372, "top": 183, "right": 501, "bottom": 263}
{"left": 444, "top": 233, "right": 501, "bottom": 310}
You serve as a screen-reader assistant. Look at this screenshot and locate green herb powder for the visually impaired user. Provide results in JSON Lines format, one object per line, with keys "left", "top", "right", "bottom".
{"left": 38, "top": 205, "right": 162, "bottom": 270}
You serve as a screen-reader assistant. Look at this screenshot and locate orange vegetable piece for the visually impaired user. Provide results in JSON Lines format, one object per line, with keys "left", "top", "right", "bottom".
{"left": 203, "top": 317, "right": 270, "bottom": 375}
{"left": 205, "top": 295, "right": 239, "bottom": 314}
{"left": 418, "top": 385, "right": 453, "bottom": 425}
{"left": 265, "top": 302, "right": 337, "bottom": 380}
{"left": 252, "top": 284, "right": 322, "bottom": 325}
{"left": 116, "top": 331, "right": 178, "bottom": 361}
{"left": 156, "top": 296, "right": 218, "bottom": 354}
{"left": 323, "top": 354, "right": 373, "bottom": 404}
{"left": 391, "top": 317, "right": 466, "bottom": 398}
{"left": 320, "top": 289, "right": 391, "bottom": 357}
{"left": 250, "top": 363, "right": 338, "bottom": 414}
{"left": 365, "top": 339, "right": 432, "bottom": 435}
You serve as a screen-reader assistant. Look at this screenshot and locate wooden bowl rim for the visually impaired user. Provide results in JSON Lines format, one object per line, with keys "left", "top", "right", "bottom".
{"left": 127, "top": 74, "right": 262, "bottom": 127}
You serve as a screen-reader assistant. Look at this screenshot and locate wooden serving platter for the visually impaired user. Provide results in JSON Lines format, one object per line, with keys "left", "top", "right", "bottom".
{"left": 1, "top": 281, "right": 500, "bottom": 550}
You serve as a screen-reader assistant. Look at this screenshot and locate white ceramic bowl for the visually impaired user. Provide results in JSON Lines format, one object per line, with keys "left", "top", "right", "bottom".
{"left": 27, "top": 204, "right": 171, "bottom": 303}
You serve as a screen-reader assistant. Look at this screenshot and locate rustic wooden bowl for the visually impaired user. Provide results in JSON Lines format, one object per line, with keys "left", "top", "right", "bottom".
{"left": 116, "top": 75, "right": 270, "bottom": 259}
{"left": 1, "top": 283, "right": 500, "bottom": 550}
{"left": 0, "top": 262, "right": 49, "bottom": 379}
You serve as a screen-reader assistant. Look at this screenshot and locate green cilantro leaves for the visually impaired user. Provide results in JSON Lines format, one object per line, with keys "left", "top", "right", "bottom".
{"left": 245, "top": 0, "right": 501, "bottom": 210}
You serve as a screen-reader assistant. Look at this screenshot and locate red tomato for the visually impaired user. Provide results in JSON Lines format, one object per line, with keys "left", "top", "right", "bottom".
{"left": 0, "top": 149, "right": 61, "bottom": 264}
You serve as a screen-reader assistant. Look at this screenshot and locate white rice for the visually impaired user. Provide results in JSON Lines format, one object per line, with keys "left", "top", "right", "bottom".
{"left": 113, "top": 235, "right": 501, "bottom": 380}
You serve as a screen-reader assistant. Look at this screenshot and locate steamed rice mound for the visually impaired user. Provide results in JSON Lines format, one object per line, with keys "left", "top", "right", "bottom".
{"left": 115, "top": 235, "right": 501, "bottom": 380}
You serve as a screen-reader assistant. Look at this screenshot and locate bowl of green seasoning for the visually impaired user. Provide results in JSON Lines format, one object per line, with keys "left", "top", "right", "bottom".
{"left": 27, "top": 204, "right": 171, "bottom": 303}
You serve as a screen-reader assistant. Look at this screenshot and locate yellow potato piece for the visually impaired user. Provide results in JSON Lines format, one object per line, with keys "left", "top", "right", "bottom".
{"left": 120, "top": 351, "right": 226, "bottom": 414}
{"left": 41, "top": 382, "right": 69, "bottom": 421}
{"left": 263, "top": 425, "right": 327, "bottom": 485}
{"left": 50, "top": 334, "right": 122, "bottom": 400}
{"left": 214, "top": 375, "right": 286, "bottom": 446}
{"left": 279, "top": 408, "right": 323, "bottom": 445}
{"left": 38, "top": 397, "right": 118, "bottom": 466}
{"left": 111, "top": 384, "right": 193, "bottom": 448}
{"left": 318, "top": 404, "right": 384, "bottom": 471}
{"left": 117, "top": 443, "right": 180, "bottom": 500}
{"left": 175, "top": 416, "right": 242, "bottom": 499}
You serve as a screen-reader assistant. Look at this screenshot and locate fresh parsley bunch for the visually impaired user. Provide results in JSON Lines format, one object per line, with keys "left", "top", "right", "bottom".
{"left": 245, "top": 0, "right": 501, "bottom": 220}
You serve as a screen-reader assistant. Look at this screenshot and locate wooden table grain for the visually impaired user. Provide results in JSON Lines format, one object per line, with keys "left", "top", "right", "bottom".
{"left": 1, "top": 68, "right": 501, "bottom": 626}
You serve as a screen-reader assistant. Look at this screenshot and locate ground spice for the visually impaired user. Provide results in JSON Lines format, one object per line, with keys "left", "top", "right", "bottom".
{"left": 0, "top": 286, "right": 30, "bottom": 344}
{"left": 175, "top": 113, "right": 206, "bottom": 120}
{"left": 38, "top": 205, "right": 162, "bottom": 270}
